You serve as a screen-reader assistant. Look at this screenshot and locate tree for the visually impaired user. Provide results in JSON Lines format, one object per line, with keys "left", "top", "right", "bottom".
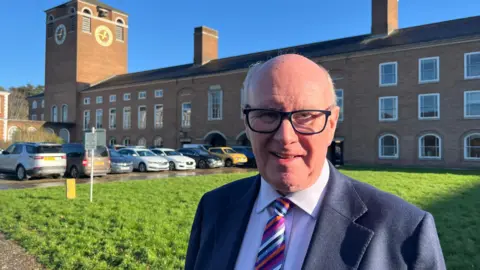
{"left": 3, "top": 84, "right": 44, "bottom": 120}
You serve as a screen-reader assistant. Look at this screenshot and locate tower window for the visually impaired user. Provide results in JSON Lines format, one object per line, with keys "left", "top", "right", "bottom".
{"left": 47, "top": 23, "right": 54, "bottom": 38}
{"left": 70, "top": 16, "right": 76, "bottom": 32}
{"left": 82, "top": 16, "right": 91, "bottom": 33}
{"left": 116, "top": 19, "right": 124, "bottom": 41}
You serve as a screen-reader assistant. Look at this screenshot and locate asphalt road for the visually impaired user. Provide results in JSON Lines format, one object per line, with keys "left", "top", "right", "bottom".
{"left": 0, "top": 167, "right": 258, "bottom": 190}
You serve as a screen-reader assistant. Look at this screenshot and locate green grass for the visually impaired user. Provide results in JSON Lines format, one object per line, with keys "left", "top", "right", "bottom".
{"left": 0, "top": 168, "right": 479, "bottom": 269}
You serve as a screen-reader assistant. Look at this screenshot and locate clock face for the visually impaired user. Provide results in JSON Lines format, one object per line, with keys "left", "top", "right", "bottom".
{"left": 95, "top": 25, "right": 113, "bottom": 47}
{"left": 55, "top": 24, "right": 67, "bottom": 45}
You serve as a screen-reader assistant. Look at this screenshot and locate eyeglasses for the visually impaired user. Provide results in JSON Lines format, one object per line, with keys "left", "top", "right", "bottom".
{"left": 243, "top": 108, "right": 332, "bottom": 135}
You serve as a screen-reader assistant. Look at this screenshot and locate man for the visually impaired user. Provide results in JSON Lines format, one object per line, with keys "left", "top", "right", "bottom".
{"left": 185, "top": 54, "right": 446, "bottom": 270}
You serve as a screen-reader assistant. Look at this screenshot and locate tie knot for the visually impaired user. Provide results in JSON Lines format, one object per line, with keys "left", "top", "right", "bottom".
{"left": 274, "top": 197, "right": 292, "bottom": 216}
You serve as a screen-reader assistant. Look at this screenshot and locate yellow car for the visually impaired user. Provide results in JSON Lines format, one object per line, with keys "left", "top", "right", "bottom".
{"left": 208, "top": 147, "right": 248, "bottom": 167}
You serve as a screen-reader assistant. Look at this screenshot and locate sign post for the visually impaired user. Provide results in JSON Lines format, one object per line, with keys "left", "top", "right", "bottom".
{"left": 85, "top": 127, "right": 97, "bottom": 203}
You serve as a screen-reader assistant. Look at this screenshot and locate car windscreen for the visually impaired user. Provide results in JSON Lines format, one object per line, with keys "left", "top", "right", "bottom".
{"left": 224, "top": 149, "right": 237, "bottom": 153}
{"left": 194, "top": 149, "right": 210, "bottom": 155}
{"left": 109, "top": 150, "right": 121, "bottom": 157}
{"left": 165, "top": 150, "right": 181, "bottom": 156}
{"left": 137, "top": 150, "right": 155, "bottom": 157}
{"left": 94, "top": 147, "right": 109, "bottom": 157}
{"left": 34, "top": 145, "right": 63, "bottom": 154}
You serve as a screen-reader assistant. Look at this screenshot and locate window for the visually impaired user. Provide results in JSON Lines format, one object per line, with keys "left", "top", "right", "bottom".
{"left": 464, "top": 133, "right": 480, "bottom": 160}
{"left": 379, "top": 62, "right": 398, "bottom": 86}
{"left": 153, "top": 136, "right": 163, "bottom": 147}
{"left": 47, "top": 23, "right": 54, "bottom": 38}
{"left": 155, "top": 89, "right": 163, "bottom": 98}
{"left": 464, "top": 91, "right": 480, "bottom": 118}
{"left": 110, "top": 95, "right": 116, "bottom": 102}
{"left": 419, "top": 57, "right": 439, "bottom": 83}
{"left": 7, "top": 127, "right": 19, "bottom": 142}
{"left": 124, "top": 93, "right": 131, "bottom": 101}
{"left": 123, "top": 137, "right": 131, "bottom": 146}
{"left": 154, "top": 104, "right": 163, "bottom": 129}
{"left": 379, "top": 96, "right": 398, "bottom": 121}
{"left": 96, "top": 96, "right": 103, "bottom": 104}
{"left": 82, "top": 16, "right": 91, "bottom": 33}
{"left": 336, "top": 89, "right": 344, "bottom": 121}
{"left": 208, "top": 86, "right": 223, "bottom": 120}
{"left": 137, "top": 137, "right": 147, "bottom": 147}
{"left": 138, "top": 91, "right": 147, "bottom": 100}
{"left": 70, "top": 15, "right": 76, "bottom": 32}
{"left": 379, "top": 134, "right": 399, "bottom": 159}
{"left": 32, "top": 101, "right": 37, "bottom": 109}
{"left": 109, "top": 137, "right": 116, "bottom": 146}
{"left": 419, "top": 134, "right": 441, "bottom": 159}
{"left": 123, "top": 107, "right": 131, "bottom": 129}
{"left": 41, "top": 100, "right": 44, "bottom": 108}
{"left": 62, "top": 104, "right": 68, "bottom": 122}
{"left": 51, "top": 106, "right": 58, "bottom": 122}
{"left": 31, "top": 114, "right": 37, "bottom": 120}
{"left": 96, "top": 109, "right": 103, "bottom": 128}
{"left": 84, "top": 97, "right": 90, "bottom": 105}
{"left": 418, "top": 93, "right": 440, "bottom": 120}
{"left": 83, "top": 110, "right": 90, "bottom": 130}
{"left": 464, "top": 52, "right": 480, "bottom": 79}
{"left": 182, "top": 102, "right": 191, "bottom": 127}
{"left": 41, "top": 114, "right": 44, "bottom": 121}
{"left": 138, "top": 106, "right": 147, "bottom": 129}
{"left": 109, "top": 108, "right": 116, "bottom": 130}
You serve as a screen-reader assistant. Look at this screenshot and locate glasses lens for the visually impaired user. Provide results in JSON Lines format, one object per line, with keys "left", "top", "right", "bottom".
{"left": 248, "top": 110, "right": 281, "bottom": 132}
{"left": 247, "top": 110, "right": 328, "bottom": 133}
{"left": 291, "top": 111, "right": 327, "bottom": 133}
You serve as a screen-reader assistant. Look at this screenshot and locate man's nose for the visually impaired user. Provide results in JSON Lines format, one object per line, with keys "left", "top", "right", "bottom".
{"left": 273, "top": 118, "right": 298, "bottom": 144}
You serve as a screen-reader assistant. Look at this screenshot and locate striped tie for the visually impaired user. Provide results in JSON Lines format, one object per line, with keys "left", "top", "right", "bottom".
{"left": 255, "top": 197, "right": 292, "bottom": 270}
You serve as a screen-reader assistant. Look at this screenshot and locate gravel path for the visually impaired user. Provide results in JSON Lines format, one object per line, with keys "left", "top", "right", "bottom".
{"left": 0, "top": 233, "right": 44, "bottom": 270}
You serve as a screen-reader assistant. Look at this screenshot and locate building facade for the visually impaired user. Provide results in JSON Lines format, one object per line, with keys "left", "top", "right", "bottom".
{"left": 26, "top": 0, "right": 480, "bottom": 169}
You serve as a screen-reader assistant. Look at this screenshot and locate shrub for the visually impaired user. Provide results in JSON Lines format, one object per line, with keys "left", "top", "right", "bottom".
{"left": 11, "top": 128, "right": 64, "bottom": 144}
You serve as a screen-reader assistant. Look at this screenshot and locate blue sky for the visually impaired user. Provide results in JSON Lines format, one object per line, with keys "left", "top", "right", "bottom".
{"left": 0, "top": 0, "right": 479, "bottom": 89}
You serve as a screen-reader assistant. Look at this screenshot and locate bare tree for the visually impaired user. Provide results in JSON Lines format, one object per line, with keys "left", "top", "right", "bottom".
{"left": 2, "top": 84, "right": 44, "bottom": 120}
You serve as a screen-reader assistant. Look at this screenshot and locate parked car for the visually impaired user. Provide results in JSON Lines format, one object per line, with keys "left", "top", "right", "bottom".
{"left": 208, "top": 147, "right": 248, "bottom": 167}
{"left": 150, "top": 148, "right": 196, "bottom": 171}
{"left": 117, "top": 147, "right": 169, "bottom": 172}
{"left": 177, "top": 148, "right": 223, "bottom": 169}
{"left": 109, "top": 150, "right": 134, "bottom": 174}
{"left": 0, "top": 142, "right": 66, "bottom": 180}
{"left": 62, "top": 143, "right": 111, "bottom": 178}
{"left": 230, "top": 146, "right": 256, "bottom": 168}
{"left": 108, "top": 144, "right": 127, "bottom": 151}
{"left": 182, "top": 144, "right": 211, "bottom": 151}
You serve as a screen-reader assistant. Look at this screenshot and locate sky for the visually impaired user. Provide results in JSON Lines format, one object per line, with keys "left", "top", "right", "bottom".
{"left": 0, "top": 0, "right": 479, "bottom": 89}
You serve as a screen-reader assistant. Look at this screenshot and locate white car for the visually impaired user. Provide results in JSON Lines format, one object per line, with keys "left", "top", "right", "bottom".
{"left": 117, "top": 147, "right": 169, "bottom": 172}
{"left": 150, "top": 148, "right": 196, "bottom": 170}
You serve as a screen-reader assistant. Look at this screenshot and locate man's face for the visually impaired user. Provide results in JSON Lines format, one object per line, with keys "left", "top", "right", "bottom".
{"left": 245, "top": 55, "right": 339, "bottom": 193}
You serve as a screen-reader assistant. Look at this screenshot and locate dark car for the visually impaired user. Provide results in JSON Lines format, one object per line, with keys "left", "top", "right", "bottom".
{"left": 177, "top": 148, "right": 224, "bottom": 169}
{"left": 231, "top": 146, "right": 256, "bottom": 168}
{"left": 109, "top": 150, "right": 134, "bottom": 174}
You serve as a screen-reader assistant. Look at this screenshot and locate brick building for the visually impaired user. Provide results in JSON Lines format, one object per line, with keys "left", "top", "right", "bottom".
{"left": 26, "top": 0, "right": 480, "bottom": 168}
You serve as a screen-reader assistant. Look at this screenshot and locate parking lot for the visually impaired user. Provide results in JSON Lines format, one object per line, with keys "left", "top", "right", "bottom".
{"left": 0, "top": 167, "right": 258, "bottom": 190}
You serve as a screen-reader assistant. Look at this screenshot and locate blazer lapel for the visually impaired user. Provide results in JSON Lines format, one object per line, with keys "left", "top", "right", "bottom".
{"left": 211, "top": 175, "right": 261, "bottom": 270}
{"left": 302, "top": 162, "right": 374, "bottom": 270}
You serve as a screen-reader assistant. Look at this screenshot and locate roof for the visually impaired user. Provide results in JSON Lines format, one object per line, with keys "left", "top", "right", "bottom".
{"left": 26, "top": 93, "right": 44, "bottom": 99}
{"left": 84, "top": 15, "right": 480, "bottom": 92}
{"left": 46, "top": 0, "right": 127, "bottom": 15}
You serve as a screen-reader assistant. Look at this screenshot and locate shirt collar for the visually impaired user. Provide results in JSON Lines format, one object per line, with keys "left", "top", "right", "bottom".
{"left": 256, "top": 159, "right": 330, "bottom": 218}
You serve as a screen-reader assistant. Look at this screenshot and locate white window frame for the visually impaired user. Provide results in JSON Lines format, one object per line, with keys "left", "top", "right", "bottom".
{"left": 31, "top": 114, "right": 37, "bottom": 120}
{"left": 138, "top": 91, "right": 147, "bottom": 100}
{"left": 109, "top": 108, "right": 116, "bottom": 130}
{"left": 61, "top": 104, "right": 68, "bottom": 122}
{"left": 83, "top": 110, "right": 90, "bottom": 130}
{"left": 84, "top": 97, "right": 90, "bottom": 105}
{"left": 418, "top": 134, "right": 442, "bottom": 160}
{"left": 41, "top": 100, "right": 45, "bottom": 108}
{"left": 378, "top": 134, "right": 399, "bottom": 159}
{"left": 138, "top": 105, "right": 147, "bottom": 129}
{"left": 379, "top": 62, "right": 398, "bottom": 87}
{"left": 96, "top": 96, "right": 103, "bottom": 104}
{"left": 123, "top": 93, "right": 131, "bottom": 101}
{"left": 32, "top": 101, "right": 37, "bottom": 109}
{"left": 464, "top": 133, "right": 480, "bottom": 160}
{"left": 336, "top": 89, "right": 344, "bottom": 122}
{"left": 123, "top": 107, "right": 131, "bottom": 129}
{"left": 41, "top": 114, "right": 44, "bottom": 121}
{"left": 95, "top": 109, "right": 103, "bottom": 128}
{"left": 464, "top": 52, "right": 480, "bottom": 80}
{"left": 418, "top": 57, "right": 440, "bottom": 84}
{"left": 155, "top": 89, "right": 163, "bottom": 98}
{"left": 137, "top": 137, "right": 147, "bottom": 147}
{"left": 378, "top": 96, "right": 398, "bottom": 121}
{"left": 464, "top": 90, "right": 480, "bottom": 118}
{"left": 154, "top": 104, "right": 163, "bottom": 129}
{"left": 182, "top": 102, "right": 192, "bottom": 128}
{"left": 123, "top": 137, "right": 131, "bottom": 146}
{"left": 109, "top": 137, "right": 116, "bottom": 146}
{"left": 109, "top": 95, "right": 116, "bottom": 103}
{"left": 418, "top": 93, "right": 440, "bottom": 120}
{"left": 51, "top": 105, "right": 58, "bottom": 122}
{"left": 208, "top": 85, "right": 223, "bottom": 121}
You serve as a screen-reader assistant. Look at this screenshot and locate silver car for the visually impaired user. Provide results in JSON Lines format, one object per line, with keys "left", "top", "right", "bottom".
{"left": 118, "top": 147, "right": 169, "bottom": 172}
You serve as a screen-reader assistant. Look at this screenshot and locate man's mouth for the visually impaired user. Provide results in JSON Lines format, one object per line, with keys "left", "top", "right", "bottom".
{"left": 271, "top": 152, "right": 302, "bottom": 159}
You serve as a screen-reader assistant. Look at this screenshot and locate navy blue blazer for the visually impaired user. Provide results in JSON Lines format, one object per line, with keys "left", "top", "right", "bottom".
{"left": 185, "top": 162, "right": 446, "bottom": 269}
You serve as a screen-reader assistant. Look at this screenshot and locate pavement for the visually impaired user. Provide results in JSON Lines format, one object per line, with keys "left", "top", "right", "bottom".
{"left": 0, "top": 233, "right": 44, "bottom": 270}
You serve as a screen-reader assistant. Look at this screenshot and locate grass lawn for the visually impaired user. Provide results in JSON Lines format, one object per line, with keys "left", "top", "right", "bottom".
{"left": 0, "top": 168, "right": 479, "bottom": 269}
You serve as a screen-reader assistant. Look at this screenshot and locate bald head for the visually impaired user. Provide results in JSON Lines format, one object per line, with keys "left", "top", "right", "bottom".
{"left": 242, "top": 54, "right": 336, "bottom": 109}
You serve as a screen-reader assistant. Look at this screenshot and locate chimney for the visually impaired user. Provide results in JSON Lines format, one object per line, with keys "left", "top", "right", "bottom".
{"left": 371, "top": 0, "right": 399, "bottom": 36}
{"left": 194, "top": 26, "right": 218, "bottom": 65}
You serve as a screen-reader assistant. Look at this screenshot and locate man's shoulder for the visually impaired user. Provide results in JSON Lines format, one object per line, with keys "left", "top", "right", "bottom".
{"left": 200, "top": 174, "right": 258, "bottom": 208}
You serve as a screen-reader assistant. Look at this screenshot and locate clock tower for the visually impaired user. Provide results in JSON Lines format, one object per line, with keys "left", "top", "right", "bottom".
{"left": 44, "top": 0, "right": 127, "bottom": 139}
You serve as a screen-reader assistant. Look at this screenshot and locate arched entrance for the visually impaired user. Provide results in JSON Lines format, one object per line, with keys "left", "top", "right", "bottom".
{"left": 59, "top": 128, "right": 70, "bottom": 143}
{"left": 236, "top": 131, "right": 251, "bottom": 146}
{"left": 204, "top": 131, "right": 227, "bottom": 147}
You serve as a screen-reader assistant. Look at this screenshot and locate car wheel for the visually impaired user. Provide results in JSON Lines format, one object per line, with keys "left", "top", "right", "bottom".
{"left": 70, "top": 166, "right": 79, "bottom": 178}
{"left": 169, "top": 162, "right": 175, "bottom": 171}
{"left": 52, "top": 174, "right": 62, "bottom": 179}
{"left": 225, "top": 159, "right": 233, "bottom": 167}
{"left": 198, "top": 160, "right": 207, "bottom": 169}
{"left": 139, "top": 163, "right": 147, "bottom": 172}
{"left": 16, "top": 165, "right": 27, "bottom": 181}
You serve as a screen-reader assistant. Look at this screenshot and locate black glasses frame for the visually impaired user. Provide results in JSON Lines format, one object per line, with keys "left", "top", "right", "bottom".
{"left": 243, "top": 108, "right": 332, "bottom": 135}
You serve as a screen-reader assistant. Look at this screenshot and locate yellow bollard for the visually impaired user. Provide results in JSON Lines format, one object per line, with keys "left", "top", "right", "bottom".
{"left": 66, "top": 178, "right": 76, "bottom": 199}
